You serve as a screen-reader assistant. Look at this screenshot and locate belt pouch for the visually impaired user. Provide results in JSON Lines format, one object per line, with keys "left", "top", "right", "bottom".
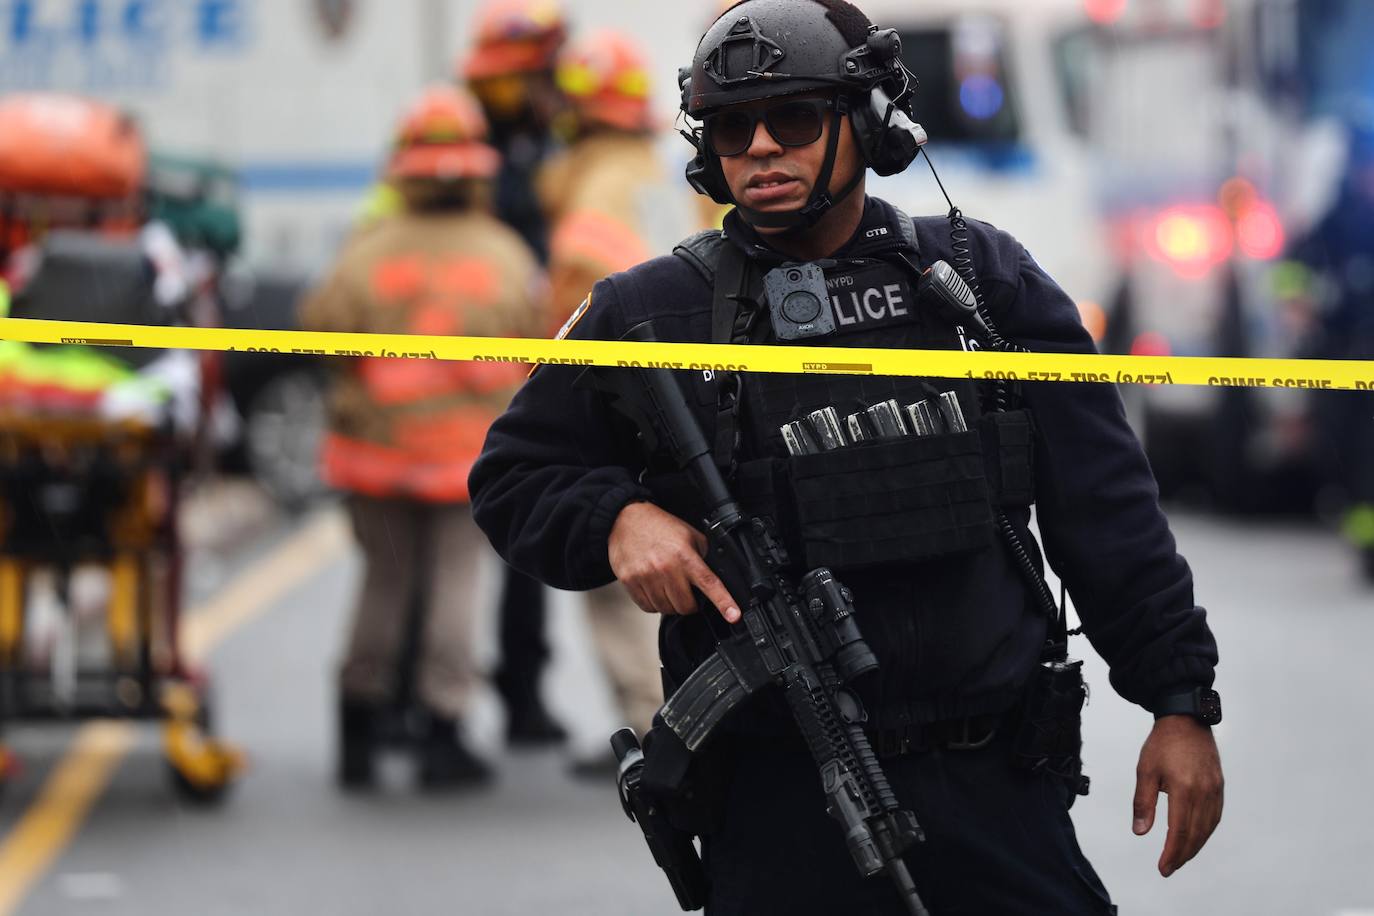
{"left": 789, "top": 430, "right": 995, "bottom": 571}
{"left": 1010, "top": 658, "right": 1091, "bottom": 803}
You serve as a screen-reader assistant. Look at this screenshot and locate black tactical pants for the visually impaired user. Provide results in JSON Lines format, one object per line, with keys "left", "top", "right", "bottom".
{"left": 493, "top": 564, "right": 549, "bottom": 703}
{"left": 701, "top": 726, "right": 1117, "bottom": 916}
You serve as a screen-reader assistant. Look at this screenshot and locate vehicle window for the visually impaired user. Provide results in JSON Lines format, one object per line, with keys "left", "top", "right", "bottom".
{"left": 1055, "top": 29, "right": 1224, "bottom": 180}
{"left": 1053, "top": 27, "right": 1096, "bottom": 139}
{"left": 1091, "top": 34, "right": 1222, "bottom": 176}
{"left": 896, "top": 18, "right": 1020, "bottom": 145}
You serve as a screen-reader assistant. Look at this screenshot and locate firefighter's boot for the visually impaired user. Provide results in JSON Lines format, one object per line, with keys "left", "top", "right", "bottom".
{"left": 338, "top": 697, "right": 379, "bottom": 790}
{"left": 416, "top": 711, "right": 492, "bottom": 790}
{"left": 496, "top": 668, "right": 568, "bottom": 747}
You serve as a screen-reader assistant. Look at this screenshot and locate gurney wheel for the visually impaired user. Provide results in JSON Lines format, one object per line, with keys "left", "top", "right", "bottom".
{"left": 163, "top": 689, "right": 239, "bottom": 806}
{"left": 168, "top": 763, "right": 232, "bottom": 806}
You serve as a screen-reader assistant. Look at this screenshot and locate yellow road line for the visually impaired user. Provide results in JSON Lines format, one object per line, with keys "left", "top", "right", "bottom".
{"left": 0, "top": 724, "right": 134, "bottom": 914}
{"left": 0, "top": 508, "right": 349, "bottom": 914}
{"left": 180, "top": 510, "right": 350, "bottom": 664}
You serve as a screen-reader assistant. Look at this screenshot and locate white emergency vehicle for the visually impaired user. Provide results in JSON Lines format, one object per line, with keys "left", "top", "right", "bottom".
{"left": 860, "top": 0, "right": 1114, "bottom": 333}
{"left": 1060, "top": 0, "right": 1364, "bottom": 508}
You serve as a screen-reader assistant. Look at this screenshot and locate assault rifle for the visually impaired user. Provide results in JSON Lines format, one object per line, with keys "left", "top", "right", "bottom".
{"left": 587, "top": 322, "right": 931, "bottom": 916}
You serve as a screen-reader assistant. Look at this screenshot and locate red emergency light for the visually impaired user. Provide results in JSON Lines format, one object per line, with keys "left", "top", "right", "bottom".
{"left": 1084, "top": 0, "right": 1127, "bottom": 26}
{"left": 1130, "top": 331, "right": 1172, "bottom": 358}
{"left": 1235, "top": 199, "right": 1285, "bottom": 261}
{"left": 1147, "top": 205, "right": 1233, "bottom": 278}
{"left": 1219, "top": 177, "right": 1286, "bottom": 261}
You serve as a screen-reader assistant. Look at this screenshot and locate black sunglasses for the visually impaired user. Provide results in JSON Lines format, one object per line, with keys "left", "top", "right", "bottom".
{"left": 704, "top": 97, "right": 837, "bottom": 157}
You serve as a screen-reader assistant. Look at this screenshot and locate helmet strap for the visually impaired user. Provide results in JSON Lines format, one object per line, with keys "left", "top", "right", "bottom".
{"left": 734, "top": 100, "right": 863, "bottom": 233}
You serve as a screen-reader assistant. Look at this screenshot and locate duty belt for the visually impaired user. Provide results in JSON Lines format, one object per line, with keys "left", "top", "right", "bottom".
{"left": 866, "top": 712, "right": 1004, "bottom": 759}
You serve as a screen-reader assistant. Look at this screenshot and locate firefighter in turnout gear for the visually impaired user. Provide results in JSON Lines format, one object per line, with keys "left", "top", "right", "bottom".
{"left": 303, "top": 85, "right": 547, "bottom": 790}
{"left": 540, "top": 28, "right": 687, "bottom": 323}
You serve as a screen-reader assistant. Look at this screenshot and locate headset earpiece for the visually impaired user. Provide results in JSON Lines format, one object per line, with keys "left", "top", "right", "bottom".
{"left": 865, "top": 28, "right": 903, "bottom": 63}
{"left": 685, "top": 147, "right": 734, "bottom": 205}
{"left": 678, "top": 64, "right": 732, "bottom": 203}
{"left": 862, "top": 82, "right": 927, "bottom": 177}
{"left": 838, "top": 33, "right": 926, "bottom": 177}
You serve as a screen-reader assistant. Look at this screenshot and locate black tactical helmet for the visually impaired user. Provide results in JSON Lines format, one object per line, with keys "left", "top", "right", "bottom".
{"left": 680, "top": 0, "right": 926, "bottom": 230}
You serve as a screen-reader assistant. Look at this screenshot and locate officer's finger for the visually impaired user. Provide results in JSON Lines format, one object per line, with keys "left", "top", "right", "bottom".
{"left": 646, "top": 576, "right": 689, "bottom": 617}
{"left": 1175, "top": 796, "right": 1210, "bottom": 872}
{"left": 626, "top": 581, "right": 663, "bottom": 616}
{"left": 1159, "top": 786, "right": 1193, "bottom": 878}
{"left": 684, "top": 554, "right": 741, "bottom": 623}
{"left": 1132, "top": 767, "right": 1159, "bottom": 836}
{"left": 654, "top": 582, "right": 691, "bottom": 617}
{"left": 1176, "top": 784, "right": 1223, "bottom": 872}
{"left": 662, "top": 568, "right": 702, "bottom": 617}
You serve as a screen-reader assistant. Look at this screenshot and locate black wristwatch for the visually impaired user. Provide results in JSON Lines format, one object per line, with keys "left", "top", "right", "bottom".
{"left": 1152, "top": 687, "right": 1222, "bottom": 726}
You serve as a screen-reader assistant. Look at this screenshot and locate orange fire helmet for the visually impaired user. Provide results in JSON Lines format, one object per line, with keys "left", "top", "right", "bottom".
{"left": 0, "top": 94, "right": 145, "bottom": 199}
{"left": 460, "top": 0, "right": 568, "bottom": 81}
{"left": 555, "top": 29, "right": 655, "bottom": 133}
{"left": 387, "top": 86, "right": 501, "bottom": 182}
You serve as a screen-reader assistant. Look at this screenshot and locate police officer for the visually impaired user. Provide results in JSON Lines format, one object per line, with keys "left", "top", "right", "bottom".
{"left": 304, "top": 86, "right": 546, "bottom": 790}
{"left": 470, "top": 1, "right": 1225, "bottom": 912}
{"left": 459, "top": 0, "right": 572, "bottom": 743}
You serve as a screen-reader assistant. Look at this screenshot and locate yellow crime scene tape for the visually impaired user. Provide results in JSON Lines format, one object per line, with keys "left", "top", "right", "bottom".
{"left": 3, "top": 317, "right": 1373, "bottom": 391}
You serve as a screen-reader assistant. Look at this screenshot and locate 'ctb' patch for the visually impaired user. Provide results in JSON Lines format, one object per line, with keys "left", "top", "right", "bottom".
{"left": 824, "top": 263, "right": 916, "bottom": 335}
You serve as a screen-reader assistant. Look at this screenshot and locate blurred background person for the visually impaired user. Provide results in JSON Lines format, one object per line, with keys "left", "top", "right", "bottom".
{"left": 536, "top": 28, "right": 702, "bottom": 776}
{"left": 1279, "top": 118, "right": 1374, "bottom": 583}
{"left": 463, "top": 0, "right": 570, "bottom": 262}
{"left": 540, "top": 27, "right": 699, "bottom": 326}
{"left": 458, "top": 0, "right": 571, "bottom": 745}
{"left": 301, "top": 85, "right": 547, "bottom": 791}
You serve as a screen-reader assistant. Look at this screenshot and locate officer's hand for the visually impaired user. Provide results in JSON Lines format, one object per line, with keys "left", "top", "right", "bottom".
{"left": 608, "top": 501, "right": 742, "bottom": 624}
{"left": 1132, "top": 716, "right": 1224, "bottom": 878}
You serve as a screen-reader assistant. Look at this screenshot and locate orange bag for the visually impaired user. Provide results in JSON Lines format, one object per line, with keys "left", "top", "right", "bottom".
{"left": 0, "top": 94, "right": 146, "bottom": 199}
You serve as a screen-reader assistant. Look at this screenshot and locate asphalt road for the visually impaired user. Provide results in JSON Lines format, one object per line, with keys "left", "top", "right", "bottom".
{"left": 1, "top": 501, "right": 1371, "bottom": 916}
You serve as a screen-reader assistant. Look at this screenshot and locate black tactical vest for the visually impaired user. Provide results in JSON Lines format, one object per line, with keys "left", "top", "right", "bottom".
{"left": 669, "top": 202, "right": 1036, "bottom": 577}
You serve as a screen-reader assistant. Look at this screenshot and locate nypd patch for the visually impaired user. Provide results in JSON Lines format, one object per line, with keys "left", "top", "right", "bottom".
{"left": 556, "top": 295, "right": 592, "bottom": 340}
{"left": 530, "top": 294, "right": 594, "bottom": 379}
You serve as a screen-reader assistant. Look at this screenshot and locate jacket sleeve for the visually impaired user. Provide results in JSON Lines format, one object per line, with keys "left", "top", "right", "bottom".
{"left": 469, "top": 278, "right": 652, "bottom": 591}
{"left": 298, "top": 267, "right": 355, "bottom": 335}
{"left": 988, "top": 243, "right": 1219, "bottom": 710}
